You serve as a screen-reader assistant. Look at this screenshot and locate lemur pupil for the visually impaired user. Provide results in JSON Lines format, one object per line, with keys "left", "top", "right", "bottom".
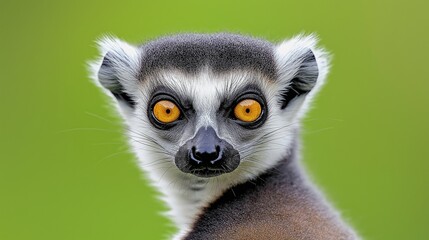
{"left": 166, "top": 109, "right": 171, "bottom": 114}
{"left": 245, "top": 108, "right": 250, "bottom": 113}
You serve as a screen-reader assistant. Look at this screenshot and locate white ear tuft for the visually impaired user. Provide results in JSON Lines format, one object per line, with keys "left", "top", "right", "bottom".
{"left": 88, "top": 36, "right": 141, "bottom": 108}
{"left": 274, "top": 34, "right": 330, "bottom": 110}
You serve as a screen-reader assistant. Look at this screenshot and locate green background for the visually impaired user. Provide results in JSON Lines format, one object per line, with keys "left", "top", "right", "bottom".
{"left": 1, "top": 0, "right": 428, "bottom": 239}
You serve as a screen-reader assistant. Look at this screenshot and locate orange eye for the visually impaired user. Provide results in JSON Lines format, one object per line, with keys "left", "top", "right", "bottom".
{"left": 153, "top": 100, "right": 181, "bottom": 123}
{"left": 234, "top": 99, "right": 262, "bottom": 122}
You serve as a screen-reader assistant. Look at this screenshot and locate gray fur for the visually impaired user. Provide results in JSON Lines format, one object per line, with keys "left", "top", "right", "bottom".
{"left": 138, "top": 33, "right": 277, "bottom": 80}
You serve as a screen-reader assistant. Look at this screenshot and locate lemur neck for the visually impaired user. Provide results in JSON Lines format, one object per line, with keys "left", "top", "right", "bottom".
{"left": 196, "top": 150, "right": 300, "bottom": 213}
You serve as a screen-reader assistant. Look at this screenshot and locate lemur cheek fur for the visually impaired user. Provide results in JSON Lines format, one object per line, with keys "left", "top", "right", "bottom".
{"left": 89, "top": 33, "right": 359, "bottom": 239}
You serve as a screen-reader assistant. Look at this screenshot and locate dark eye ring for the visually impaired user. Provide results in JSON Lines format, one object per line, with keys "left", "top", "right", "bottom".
{"left": 229, "top": 92, "right": 267, "bottom": 129}
{"left": 148, "top": 94, "right": 186, "bottom": 130}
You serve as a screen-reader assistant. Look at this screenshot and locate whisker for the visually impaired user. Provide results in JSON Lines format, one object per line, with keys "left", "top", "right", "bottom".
{"left": 85, "top": 111, "right": 120, "bottom": 125}
{"left": 56, "top": 127, "right": 119, "bottom": 134}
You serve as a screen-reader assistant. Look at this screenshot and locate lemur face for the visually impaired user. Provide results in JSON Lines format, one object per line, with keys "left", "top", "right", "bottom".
{"left": 91, "top": 33, "right": 327, "bottom": 180}
{"left": 141, "top": 70, "right": 272, "bottom": 178}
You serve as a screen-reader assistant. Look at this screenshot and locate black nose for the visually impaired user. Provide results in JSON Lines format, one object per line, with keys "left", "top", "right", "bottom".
{"left": 174, "top": 126, "right": 241, "bottom": 178}
{"left": 188, "top": 127, "right": 223, "bottom": 166}
{"left": 191, "top": 145, "right": 221, "bottom": 164}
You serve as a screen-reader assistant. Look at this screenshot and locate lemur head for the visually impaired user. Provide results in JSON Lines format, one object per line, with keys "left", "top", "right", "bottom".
{"left": 90, "top": 33, "right": 328, "bottom": 181}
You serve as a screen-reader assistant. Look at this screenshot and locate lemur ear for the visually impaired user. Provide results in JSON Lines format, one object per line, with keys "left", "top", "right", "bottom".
{"left": 89, "top": 36, "right": 141, "bottom": 109}
{"left": 274, "top": 35, "right": 329, "bottom": 110}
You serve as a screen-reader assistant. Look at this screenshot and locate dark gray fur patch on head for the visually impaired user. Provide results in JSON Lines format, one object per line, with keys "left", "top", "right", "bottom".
{"left": 138, "top": 33, "right": 277, "bottom": 80}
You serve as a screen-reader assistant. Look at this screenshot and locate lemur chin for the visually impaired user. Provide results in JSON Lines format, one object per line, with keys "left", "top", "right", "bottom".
{"left": 89, "top": 33, "right": 359, "bottom": 239}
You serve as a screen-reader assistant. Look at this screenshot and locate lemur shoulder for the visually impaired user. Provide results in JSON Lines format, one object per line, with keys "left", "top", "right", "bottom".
{"left": 89, "top": 33, "right": 359, "bottom": 239}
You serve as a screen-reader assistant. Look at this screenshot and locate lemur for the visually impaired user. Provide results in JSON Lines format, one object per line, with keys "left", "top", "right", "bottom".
{"left": 89, "top": 33, "right": 358, "bottom": 239}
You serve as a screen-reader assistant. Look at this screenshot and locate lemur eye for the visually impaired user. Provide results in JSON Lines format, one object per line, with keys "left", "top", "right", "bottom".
{"left": 234, "top": 99, "right": 262, "bottom": 122}
{"left": 153, "top": 100, "right": 181, "bottom": 123}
